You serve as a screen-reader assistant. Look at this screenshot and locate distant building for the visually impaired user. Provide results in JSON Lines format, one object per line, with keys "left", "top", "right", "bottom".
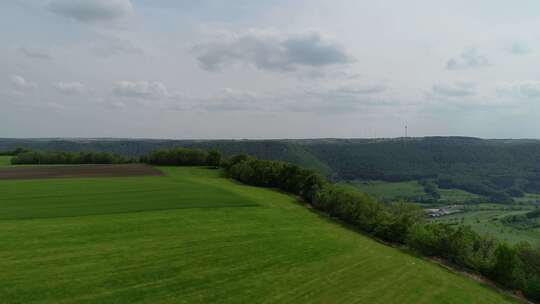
{"left": 425, "top": 206, "right": 462, "bottom": 218}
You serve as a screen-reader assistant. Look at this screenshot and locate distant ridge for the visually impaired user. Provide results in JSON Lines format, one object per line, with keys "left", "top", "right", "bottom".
{"left": 4, "top": 137, "right": 540, "bottom": 200}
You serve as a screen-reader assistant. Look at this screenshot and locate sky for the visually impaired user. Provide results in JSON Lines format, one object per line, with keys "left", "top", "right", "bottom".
{"left": 2, "top": 0, "right": 540, "bottom": 139}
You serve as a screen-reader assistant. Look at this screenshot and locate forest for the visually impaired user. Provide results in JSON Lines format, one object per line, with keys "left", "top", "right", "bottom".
{"left": 4, "top": 137, "right": 540, "bottom": 202}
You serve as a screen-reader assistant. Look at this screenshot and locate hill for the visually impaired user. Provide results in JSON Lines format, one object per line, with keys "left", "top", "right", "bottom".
{"left": 3, "top": 137, "right": 540, "bottom": 201}
{"left": 0, "top": 166, "right": 518, "bottom": 303}
{"left": 300, "top": 137, "right": 540, "bottom": 201}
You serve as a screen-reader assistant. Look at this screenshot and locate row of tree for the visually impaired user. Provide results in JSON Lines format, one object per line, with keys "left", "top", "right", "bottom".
{"left": 9, "top": 148, "right": 221, "bottom": 167}
{"left": 501, "top": 209, "right": 540, "bottom": 230}
{"left": 220, "top": 152, "right": 540, "bottom": 301}
{"left": 0, "top": 148, "right": 29, "bottom": 156}
{"left": 223, "top": 155, "right": 325, "bottom": 202}
{"left": 11, "top": 151, "right": 132, "bottom": 165}
{"left": 141, "top": 148, "right": 221, "bottom": 167}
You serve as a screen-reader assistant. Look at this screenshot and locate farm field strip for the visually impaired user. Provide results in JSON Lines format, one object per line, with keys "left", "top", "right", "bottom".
{"left": 0, "top": 167, "right": 519, "bottom": 303}
{"left": 436, "top": 207, "right": 540, "bottom": 246}
{"left": 0, "top": 186, "right": 180, "bottom": 201}
{"left": 350, "top": 178, "right": 540, "bottom": 246}
{"left": 350, "top": 180, "right": 425, "bottom": 200}
{"left": 0, "top": 164, "right": 162, "bottom": 180}
{"left": 349, "top": 179, "right": 481, "bottom": 203}
{"left": 0, "top": 156, "right": 11, "bottom": 166}
{"left": 0, "top": 169, "right": 257, "bottom": 220}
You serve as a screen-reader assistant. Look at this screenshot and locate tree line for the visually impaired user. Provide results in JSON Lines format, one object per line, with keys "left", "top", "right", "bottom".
{"left": 0, "top": 148, "right": 29, "bottom": 156}
{"left": 10, "top": 151, "right": 133, "bottom": 165}
{"left": 9, "top": 148, "right": 222, "bottom": 166}
{"left": 141, "top": 148, "right": 221, "bottom": 167}
{"left": 501, "top": 209, "right": 540, "bottom": 230}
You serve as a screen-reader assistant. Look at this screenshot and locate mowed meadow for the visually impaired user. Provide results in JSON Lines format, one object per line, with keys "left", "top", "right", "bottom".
{"left": 0, "top": 166, "right": 519, "bottom": 303}
{"left": 0, "top": 155, "right": 11, "bottom": 166}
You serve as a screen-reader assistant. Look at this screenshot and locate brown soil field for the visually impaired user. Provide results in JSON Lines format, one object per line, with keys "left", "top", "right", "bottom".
{"left": 0, "top": 164, "right": 163, "bottom": 180}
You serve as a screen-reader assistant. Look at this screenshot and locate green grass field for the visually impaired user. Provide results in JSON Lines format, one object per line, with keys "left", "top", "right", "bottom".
{"left": 439, "top": 188, "right": 480, "bottom": 203}
{"left": 435, "top": 204, "right": 540, "bottom": 246}
{"left": 352, "top": 179, "right": 540, "bottom": 246}
{"left": 350, "top": 180, "right": 425, "bottom": 200}
{"left": 0, "top": 167, "right": 519, "bottom": 303}
{"left": 0, "top": 170, "right": 256, "bottom": 220}
{"left": 515, "top": 193, "right": 540, "bottom": 204}
{"left": 350, "top": 179, "right": 480, "bottom": 204}
{"left": 0, "top": 155, "right": 11, "bottom": 166}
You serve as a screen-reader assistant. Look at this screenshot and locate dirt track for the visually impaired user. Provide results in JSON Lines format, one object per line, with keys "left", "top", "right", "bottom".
{"left": 0, "top": 164, "right": 163, "bottom": 180}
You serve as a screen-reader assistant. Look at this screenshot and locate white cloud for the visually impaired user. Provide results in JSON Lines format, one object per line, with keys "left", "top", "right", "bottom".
{"left": 193, "top": 88, "right": 259, "bottom": 112}
{"left": 48, "top": 0, "right": 133, "bottom": 23}
{"left": 112, "top": 81, "right": 169, "bottom": 99}
{"left": 292, "top": 84, "right": 395, "bottom": 114}
{"left": 497, "top": 81, "right": 540, "bottom": 99}
{"left": 327, "top": 85, "right": 387, "bottom": 96}
{"left": 10, "top": 75, "right": 36, "bottom": 91}
{"left": 19, "top": 47, "right": 52, "bottom": 60}
{"left": 447, "top": 48, "right": 490, "bottom": 70}
{"left": 432, "top": 82, "right": 476, "bottom": 98}
{"left": 54, "top": 82, "right": 87, "bottom": 95}
{"left": 90, "top": 35, "right": 143, "bottom": 57}
{"left": 172, "top": 82, "right": 393, "bottom": 114}
{"left": 45, "top": 102, "right": 66, "bottom": 111}
{"left": 109, "top": 101, "right": 126, "bottom": 109}
{"left": 193, "top": 30, "right": 352, "bottom": 72}
{"left": 508, "top": 42, "right": 531, "bottom": 55}
{"left": 425, "top": 82, "right": 522, "bottom": 112}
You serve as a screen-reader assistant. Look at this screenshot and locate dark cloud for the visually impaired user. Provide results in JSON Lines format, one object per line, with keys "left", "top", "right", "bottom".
{"left": 447, "top": 49, "right": 489, "bottom": 70}
{"left": 193, "top": 31, "right": 352, "bottom": 72}
{"left": 282, "top": 33, "right": 351, "bottom": 67}
{"left": 432, "top": 82, "right": 476, "bottom": 97}
{"left": 48, "top": 0, "right": 133, "bottom": 23}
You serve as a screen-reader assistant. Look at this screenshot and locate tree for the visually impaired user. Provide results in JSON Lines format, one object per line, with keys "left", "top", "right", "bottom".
{"left": 301, "top": 173, "right": 326, "bottom": 203}
{"left": 421, "top": 180, "right": 441, "bottom": 200}
{"left": 375, "top": 201, "right": 423, "bottom": 243}
{"left": 406, "top": 223, "right": 441, "bottom": 256}
{"left": 492, "top": 243, "right": 522, "bottom": 289}
{"left": 206, "top": 150, "right": 222, "bottom": 167}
